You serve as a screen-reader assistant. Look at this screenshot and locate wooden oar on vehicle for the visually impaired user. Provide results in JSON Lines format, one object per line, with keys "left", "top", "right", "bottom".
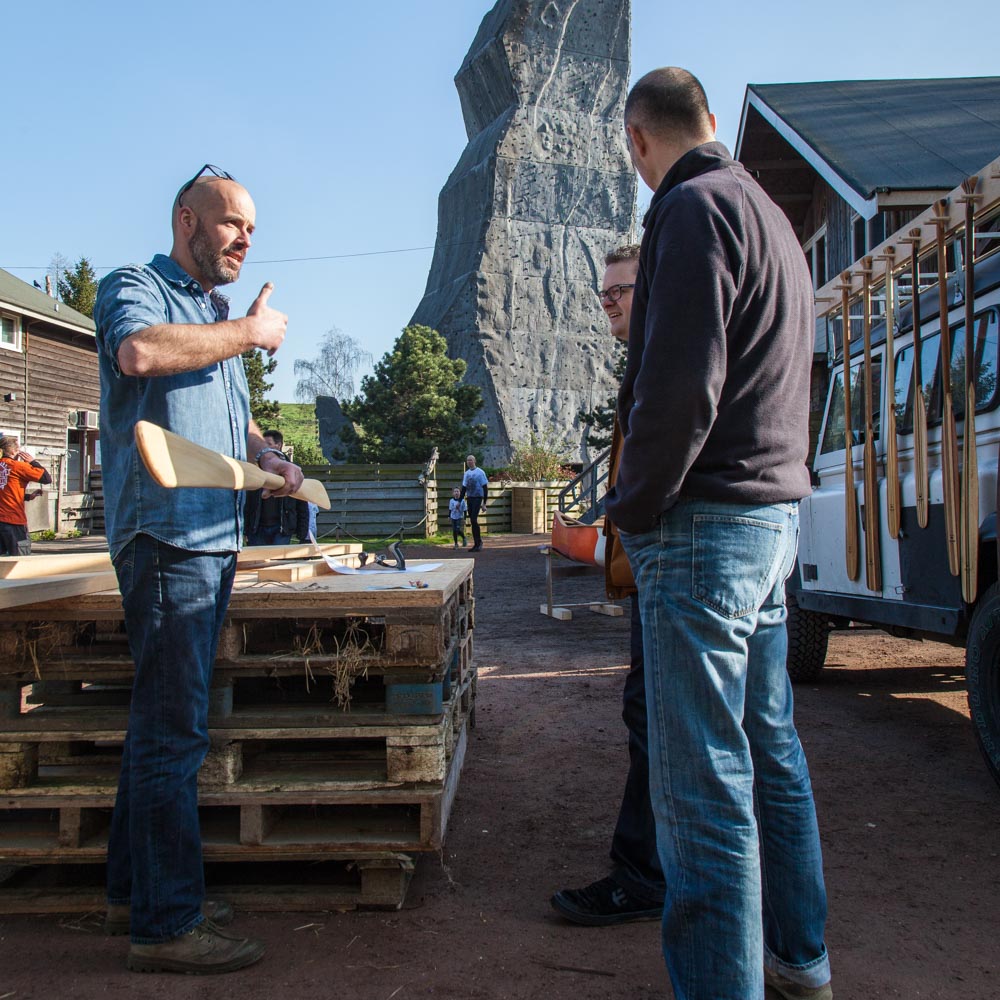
{"left": 931, "top": 200, "right": 961, "bottom": 577}
{"left": 900, "top": 229, "right": 929, "bottom": 528}
{"left": 838, "top": 272, "right": 860, "bottom": 582}
{"left": 876, "top": 246, "right": 901, "bottom": 539}
{"left": 134, "top": 421, "right": 331, "bottom": 509}
{"left": 860, "top": 257, "right": 882, "bottom": 592}
{"left": 960, "top": 176, "right": 981, "bottom": 603}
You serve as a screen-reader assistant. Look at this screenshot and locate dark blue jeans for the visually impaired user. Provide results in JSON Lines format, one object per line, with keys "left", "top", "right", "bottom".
{"left": 247, "top": 524, "right": 291, "bottom": 546}
{"left": 106, "top": 533, "right": 237, "bottom": 944}
{"left": 467, "top": 497, "right": 483, "bottom": 546}
{"left": 609, "top": 596, "right": 666, "bottom": 903}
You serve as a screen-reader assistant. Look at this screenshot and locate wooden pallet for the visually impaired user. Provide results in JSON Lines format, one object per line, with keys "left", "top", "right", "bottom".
{"left": 1, "top": 633, "right": 475, "bottom": 733}
{"left": 0, "top": 718, "right": 468, "bottom": 861}
{"left": 0, "top": 572, "right": 474, "bottom": 676}
{"left": 0, "top": 660, "right": 475, "bottom": 789}
{"left": 0, "top": 854, "right": 416, "bottom": 914}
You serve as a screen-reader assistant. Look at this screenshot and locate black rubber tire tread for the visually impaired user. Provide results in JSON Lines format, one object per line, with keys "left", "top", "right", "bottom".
{"left": 785, "top": 600, "right": 831, "bottom": 683}
{"left": 965, "top": 580, "right": 1000, "bottom": 789}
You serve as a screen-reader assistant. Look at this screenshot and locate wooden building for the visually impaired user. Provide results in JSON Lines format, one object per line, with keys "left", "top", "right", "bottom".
{"left": 735, "top": 76, "right": 1000, "bottom": 448}
{"left": 0, "top": 268, "right": 100, "bottom": 533}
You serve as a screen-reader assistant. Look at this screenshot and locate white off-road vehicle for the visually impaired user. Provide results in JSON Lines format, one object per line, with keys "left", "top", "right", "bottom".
{"left": 787, "top": 163, "right": 1000, "bottom": 787}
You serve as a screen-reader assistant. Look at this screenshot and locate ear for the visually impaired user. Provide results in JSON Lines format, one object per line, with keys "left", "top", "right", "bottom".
{"left": 708, "top": 112, "right": 718, "bottom": 137}
{"left": 176, "top": 204, "right": 197, "bottom": 236}
{"left": 625, "top": 123, "right": 648, "bottom": 161}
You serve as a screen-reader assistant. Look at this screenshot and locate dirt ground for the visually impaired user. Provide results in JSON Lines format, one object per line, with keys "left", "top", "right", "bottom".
{"left": 2, "top": 534, "right": 999, "bottom": 999}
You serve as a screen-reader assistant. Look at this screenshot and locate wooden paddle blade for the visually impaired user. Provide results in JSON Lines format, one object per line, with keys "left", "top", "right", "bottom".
{"left": 135, "top": 421, "right": 332, "bottom": 510}
{"left": 962, "top": 387, "right": 979, "bottom": 603}
{"left": 294, "top": 478, "right": 331, "bottom": 509}
{"left": 863, "top": 437, "right": 881, "bottom": 592}
{"left": 135, "top": 421, "right": 267, "bottom": 491}
{"left": 845, "top": 462, "right": 860, "bottom": 581}
{"left": 914, "top": 393, "right": 929, "bottom": 528}
{"left": 942, "top": 405, "right": 961, "bottom": 576}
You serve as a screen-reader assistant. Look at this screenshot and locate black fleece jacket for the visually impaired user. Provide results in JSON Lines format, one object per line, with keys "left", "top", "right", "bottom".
{"left": 605, "top": 142, "right": 813, "bottom": 534}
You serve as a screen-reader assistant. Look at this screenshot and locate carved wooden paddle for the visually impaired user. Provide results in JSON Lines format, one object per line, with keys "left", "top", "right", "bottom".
{"left": 838, "top": 273, "right": 860, "bottom": 582}
{"left": 876, "top": 247, "right": 901, "bottom": 539}
{"left": 860, "top": 258, "right": 882, "bottom": 592}
{"left": 134, "top": 421, "right": 331, "bottom": 509}
{"left": 900, "top": 229, "right": 930, "bottom": 528}
{"left": 932, "top": 200, "right": 960, "bottom": 577}
{"left": 960, "top": 176, "right": 981, "bottom": 603}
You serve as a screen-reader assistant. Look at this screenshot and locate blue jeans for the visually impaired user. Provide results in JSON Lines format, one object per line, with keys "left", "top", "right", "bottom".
{"left": 467, "top": 497, "right": 484, "bottom": 547}
{"left": 106, "top": 533, "right": 237, "bottom": 943}
{"left": 610, "top": 596, "right": 665, "bottom": 902}
{"left": 247, "top": 523, "right": 291, "bottom": 547}
{"left": 620, "top": 499, "right": 829, "bottom": 1000}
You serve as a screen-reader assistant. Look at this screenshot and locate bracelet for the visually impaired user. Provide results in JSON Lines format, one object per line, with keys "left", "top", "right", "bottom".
{"left": 254, "top": 447, "right": 286, "bottom": 466}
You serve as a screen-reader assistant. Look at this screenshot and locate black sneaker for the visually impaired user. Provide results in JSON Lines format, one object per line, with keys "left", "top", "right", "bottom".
{"left": 550, "top": 876, "right": 662, "bottom": 926}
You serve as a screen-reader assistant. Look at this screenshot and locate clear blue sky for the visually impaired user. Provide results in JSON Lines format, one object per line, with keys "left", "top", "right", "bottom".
{"left": 2, "top": 0, "right": 996, "bottom": 402}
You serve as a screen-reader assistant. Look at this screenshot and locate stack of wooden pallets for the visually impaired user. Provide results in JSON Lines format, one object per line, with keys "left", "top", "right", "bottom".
{"left": 0, "top": 546, "right": 475, "bottom": 913}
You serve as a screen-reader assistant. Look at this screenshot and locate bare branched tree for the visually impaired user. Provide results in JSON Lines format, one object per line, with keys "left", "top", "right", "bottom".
{"left": 294, "top": 328, "right": 372, "bottom": 402}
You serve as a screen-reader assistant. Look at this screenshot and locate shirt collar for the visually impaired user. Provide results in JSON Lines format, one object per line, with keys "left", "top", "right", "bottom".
{"left": 644, "top": 141, "right": 733, "bottom": 225}
{"left": 149, "top": 253, "right": 230, "bottom": 309}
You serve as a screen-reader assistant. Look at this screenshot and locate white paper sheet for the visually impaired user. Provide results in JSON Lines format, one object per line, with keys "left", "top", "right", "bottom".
{"left": 323, "top": 554, "right": 444, "bottom": 575}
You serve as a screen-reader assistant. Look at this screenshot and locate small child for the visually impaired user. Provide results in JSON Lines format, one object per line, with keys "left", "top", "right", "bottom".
{"left": 449, "top": 487, "right": 468, "bottom": 548}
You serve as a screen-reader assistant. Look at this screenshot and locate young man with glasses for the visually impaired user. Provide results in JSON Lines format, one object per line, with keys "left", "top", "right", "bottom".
{"left": 94, "top": 164, "right": 303, "bottom": 975}
{"left": 608, "top": 70, "right": 831, "bottom": 999}
{"left": 551, "top": 245, "right": 666, "bottom": 927}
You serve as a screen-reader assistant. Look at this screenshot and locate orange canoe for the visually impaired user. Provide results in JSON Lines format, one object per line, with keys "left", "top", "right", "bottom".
{"left": 550, "top": 511, "right": 606, "bottom": 567}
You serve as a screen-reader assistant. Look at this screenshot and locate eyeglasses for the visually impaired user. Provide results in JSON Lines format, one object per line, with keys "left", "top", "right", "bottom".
{"left": 177, "top": 164, "right": 235, "bottom": 207}
{"left": 599, "top": 283, "right": 635, "bottom": 304}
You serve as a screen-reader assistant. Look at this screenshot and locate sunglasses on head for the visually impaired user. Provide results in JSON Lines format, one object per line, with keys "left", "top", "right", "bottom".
{"left": 176, "top": 164, "right": 235, "bottom": 208}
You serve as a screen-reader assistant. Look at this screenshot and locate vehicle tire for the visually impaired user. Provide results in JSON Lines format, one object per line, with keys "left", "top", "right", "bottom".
{"left": 785, "top": 599, "right": 832, "bottom": 682}
{"left": 965, "top": 581, "right": 1000, "bottom": 788}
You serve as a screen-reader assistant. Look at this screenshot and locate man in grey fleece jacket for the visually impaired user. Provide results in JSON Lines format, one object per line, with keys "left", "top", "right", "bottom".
{"left": 605, "top": 68, "right": 831, "bottom": 1000}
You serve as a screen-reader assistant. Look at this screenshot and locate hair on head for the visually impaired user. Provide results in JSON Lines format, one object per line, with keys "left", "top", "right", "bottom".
{"left": 605, "top": 244, "right": 640, "bottom": 266}
{"left": 263, "top": 430, "right": 284, "bottom": 448}
{"left": 625, "top": 68, "right": 711, "bottom": 138}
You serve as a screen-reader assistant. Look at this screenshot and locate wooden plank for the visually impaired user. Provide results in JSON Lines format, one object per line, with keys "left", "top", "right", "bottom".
{"left": 0, "top": 855, "right": 416, "bottom": 914}
{"left": 255, "top": 560, "right": 335, "bottom": 583}
{"left": 0, "top": 572, "right": 119, "bottom": 610}
{"left": 0, "top": 542, "right": 361, "bottom": 582}
{"left": 0, "top": 553, "right": 113, "bottom": 580}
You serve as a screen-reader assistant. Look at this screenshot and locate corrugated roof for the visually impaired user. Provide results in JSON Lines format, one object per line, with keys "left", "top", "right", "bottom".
{"left": 742, "top": 77, "right": 1000, "bottom": 206}
{"left": 0, "top": 267, "right": 95, "bottom": 334}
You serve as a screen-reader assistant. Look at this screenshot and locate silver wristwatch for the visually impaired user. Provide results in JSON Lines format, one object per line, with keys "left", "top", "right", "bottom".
{"left": 254, "top": 447, "right": 286, "bottom": 466}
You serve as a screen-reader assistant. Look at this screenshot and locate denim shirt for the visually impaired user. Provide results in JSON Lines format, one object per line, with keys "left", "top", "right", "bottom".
{"left": 94, "top": 254, "right": 251, "bottom": 556}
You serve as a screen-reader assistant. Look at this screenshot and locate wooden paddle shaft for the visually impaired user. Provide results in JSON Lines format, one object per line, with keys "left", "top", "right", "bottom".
{"left": 860, "top": 258, "right": 882, "bottom": 592}
{"left": 961, "top": 177, "right": 980, "bottom": 603}
{"left": 933, "top": 202, "right": 960, "bottom": 577}
{"left": 840, "top": 275, "right": 860, "bottom": 582}
{"left": 878, "top": 247, "right": 901, "bottom": 539}
{"left": 904, "top": 231, "right": 930, "bottom": 528}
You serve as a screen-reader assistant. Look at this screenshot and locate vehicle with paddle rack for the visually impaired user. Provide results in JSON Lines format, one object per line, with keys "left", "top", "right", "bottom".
{"left": 787, "top": 156, "right": 1000, "bottom": 787}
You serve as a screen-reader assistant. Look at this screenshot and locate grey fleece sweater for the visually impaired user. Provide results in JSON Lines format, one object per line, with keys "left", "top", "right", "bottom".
{"left": 605, "top": 142, "right": 813, "bottom": 535}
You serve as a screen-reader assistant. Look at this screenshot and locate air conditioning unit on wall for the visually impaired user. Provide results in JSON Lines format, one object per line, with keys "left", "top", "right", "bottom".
{"left": 75, "top": 410, "right": 99, "bottom": 430}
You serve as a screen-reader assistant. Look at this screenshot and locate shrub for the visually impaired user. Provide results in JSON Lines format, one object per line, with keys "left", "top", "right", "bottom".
{"left": 506, "top": 433, "right": 571, "bottom": 481}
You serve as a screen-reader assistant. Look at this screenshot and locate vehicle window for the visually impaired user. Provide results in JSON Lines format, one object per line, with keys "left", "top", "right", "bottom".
{"left": 896, "top": 333, "right": 940, "bottom": 433}
{"left": 951, "top": 308, "right": 999, "bottom": 419}
{"left": 894, "top": 308, "right": 999, "bottom": 430}
{"left": 820, "top": 358, "right": 882, "bottom": 454}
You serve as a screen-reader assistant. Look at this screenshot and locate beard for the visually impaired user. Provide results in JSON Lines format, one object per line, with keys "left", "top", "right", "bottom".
{"left": 189, "top": 220, "right": 241, "bottom": 287}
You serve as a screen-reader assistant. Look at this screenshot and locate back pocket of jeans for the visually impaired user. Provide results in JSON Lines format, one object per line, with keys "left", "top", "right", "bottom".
{"left": 691, "top": 513, "right": 783, "bottom": 619}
